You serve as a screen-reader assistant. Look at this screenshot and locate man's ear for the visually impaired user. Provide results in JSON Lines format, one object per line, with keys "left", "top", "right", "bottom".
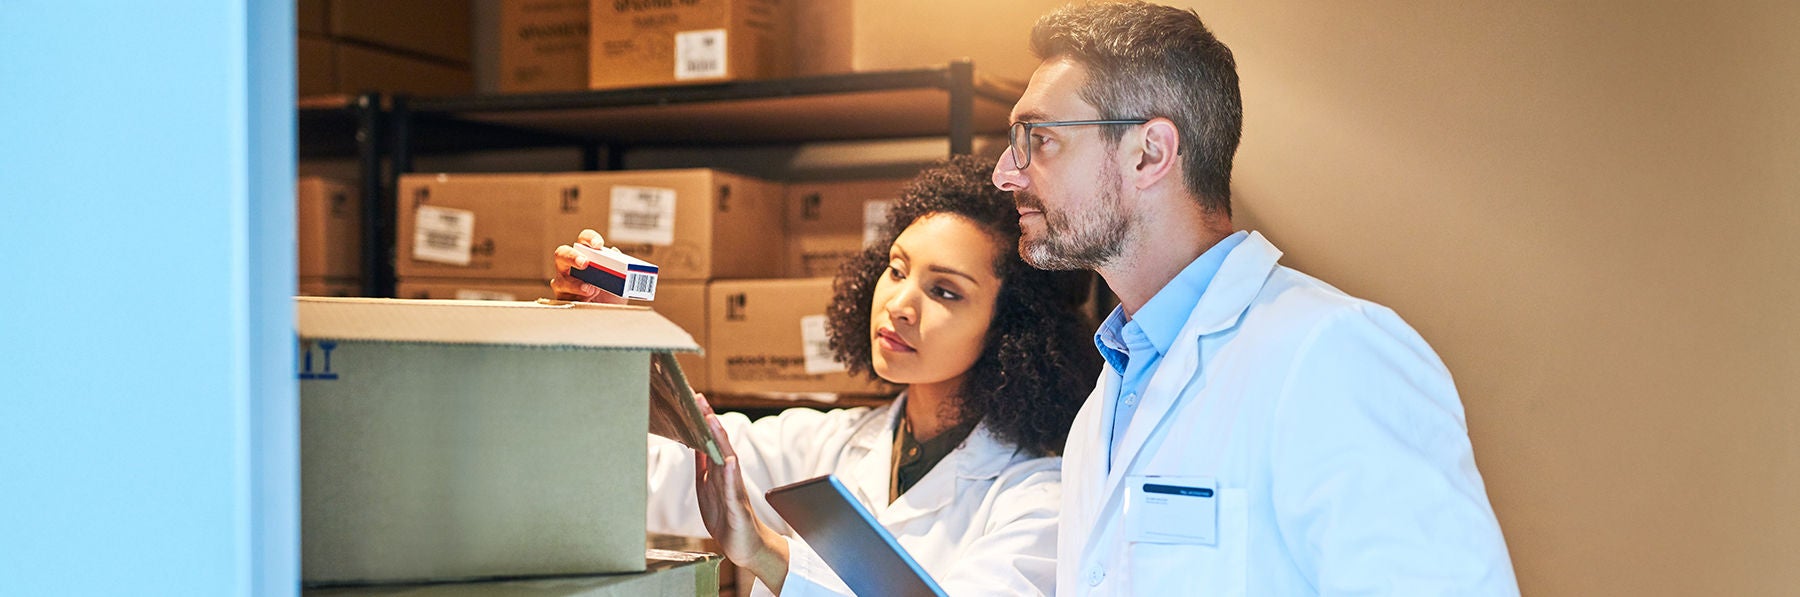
{"left": 1132, "top": 118, "right": 1180, "bottom": 190}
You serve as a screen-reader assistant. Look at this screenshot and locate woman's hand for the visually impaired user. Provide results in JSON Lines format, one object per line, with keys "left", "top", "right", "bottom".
{"left": 550, "top": 228, "right": 629, "bottom": 305}
{"left": 694, "top": 394, "right": 790, "bottom": 594}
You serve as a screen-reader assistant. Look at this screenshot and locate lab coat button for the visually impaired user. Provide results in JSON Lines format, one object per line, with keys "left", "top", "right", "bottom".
{"left": 1085, "top": 566, "right": 1104, "bottom": 586}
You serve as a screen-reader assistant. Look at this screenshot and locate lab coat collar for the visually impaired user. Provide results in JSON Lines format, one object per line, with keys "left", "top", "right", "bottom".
{"left": 1179, "top": 230, "right": 1280, "bottom": 338}
{"left": 1097, "top": 231, "right": 1282, "bottom": 508}
{"left": 883, "top": 422, "right": 1019, "bottom": 526}
{"left": 844, "top": 392, "right": 1028, "bottom": 526}
{"left": 844, "top": 396, "right": 902, "bottom": 515}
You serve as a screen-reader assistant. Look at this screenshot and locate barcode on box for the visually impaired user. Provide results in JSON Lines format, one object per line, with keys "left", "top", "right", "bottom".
{"left": 675, "top": 29, "right": 727, "bottom": 80}
{"left": 423, "top": 231, "right": 460, "bottom": 250}
{"left": 619, "top": 212, "right": 663, "bottom": 230}
{"left": 628, "top": 273, "right": 657, "bottom": 297}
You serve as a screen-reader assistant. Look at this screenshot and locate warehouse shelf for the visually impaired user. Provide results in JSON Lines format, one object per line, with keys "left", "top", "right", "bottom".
{"left": 398, "top": 61, "right": 1021, "bottom": 158}
{"left": 297, "top": 60, "right": 1023, "bottom": 304}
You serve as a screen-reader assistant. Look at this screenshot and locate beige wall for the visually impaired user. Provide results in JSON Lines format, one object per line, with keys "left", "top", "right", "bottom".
{"left": 1171, "top": 1, "right": 1800, "bottom": 594}
{"left": 348, "top": 3, "right": 1799, "bottom": 591}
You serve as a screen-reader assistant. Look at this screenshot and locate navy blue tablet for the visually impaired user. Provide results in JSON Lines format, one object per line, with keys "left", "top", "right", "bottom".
{"left": 765, "top": 475, "right": 949, "bottom": 597}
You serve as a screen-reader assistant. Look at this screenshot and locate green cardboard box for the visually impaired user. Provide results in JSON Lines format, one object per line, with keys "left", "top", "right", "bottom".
{"left": 298, "top": 297, "right": 699, "bottom": 584}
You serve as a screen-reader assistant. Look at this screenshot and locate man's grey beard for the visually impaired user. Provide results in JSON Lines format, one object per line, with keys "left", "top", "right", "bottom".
{"left": 1016, "top": 170, "right": 1131, "bottom": 271}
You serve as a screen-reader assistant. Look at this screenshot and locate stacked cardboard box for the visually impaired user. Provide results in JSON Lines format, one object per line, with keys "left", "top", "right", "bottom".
{"left": 498, "top": 0, "right": 792, "bottom": 94}
{"left": 782, "top": 178, "right": 909, "bottom": 278}
{"left": 297, "top": 176, "right": 362, "bottom": 295}
{"left": 791, "top": 0, "right": 1059, "bottom": 80}
{"left": 297, "top": 297, "right": 699, "bottom": 584}
{"left": 297, "top": 0, "right": 473, "bottom": 97}
{"left": 305, "top": 550, "right": 723, "bottom": 597}
{"left": 695, "top": 176, "right": 911, "bottom": 399}
{"left": 391, "top": 169, "right": 901, "bottom": 400}
{"left": 493, "top": 0, "right": 1047, "bottom": 93}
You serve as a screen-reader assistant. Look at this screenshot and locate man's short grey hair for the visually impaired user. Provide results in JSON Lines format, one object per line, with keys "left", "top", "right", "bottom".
{"left": 1031, "top": 1, "right": 1243, "bottom": 216}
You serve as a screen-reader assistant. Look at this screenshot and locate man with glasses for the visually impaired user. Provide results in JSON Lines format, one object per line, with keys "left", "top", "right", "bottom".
{"left": 992, "top": 2, "right": 1518, "bottom": 594}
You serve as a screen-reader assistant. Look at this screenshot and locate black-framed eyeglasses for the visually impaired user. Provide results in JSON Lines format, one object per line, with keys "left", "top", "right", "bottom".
{"left": 1007, "top": 119, "right": 1150, "bottom": 169}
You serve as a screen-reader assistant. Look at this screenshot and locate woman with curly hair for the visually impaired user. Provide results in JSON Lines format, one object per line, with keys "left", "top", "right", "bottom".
{"left": 552, "top": 155, "right": 1101, "bottom": 596}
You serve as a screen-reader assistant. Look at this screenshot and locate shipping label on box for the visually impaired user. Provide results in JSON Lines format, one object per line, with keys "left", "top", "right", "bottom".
{"left": 550, "top": 169, "right": 784, "bottom": 281}
{"left": 589, "top": 0, "right": 791, "bottom": 90}
{"left": 706, "top": 278, "right": 894, "bottom": 396}
{"left": 298, "top": 297, "right": 698, "bottom": 584}
{"left": 783, "top": 178, "right": 908, "bottom": 278}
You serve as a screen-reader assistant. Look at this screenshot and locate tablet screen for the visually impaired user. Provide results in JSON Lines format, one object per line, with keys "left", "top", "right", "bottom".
{"left": 765, "top": 475, "right": 949, "bottom": 597}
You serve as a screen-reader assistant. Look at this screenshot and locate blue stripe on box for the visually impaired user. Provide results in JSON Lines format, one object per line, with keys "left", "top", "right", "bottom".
{"left": 570, "top": 265, "right": 628, "bottom": 298}
{"left": 627, "top": 263, "right": 658, "bottom": 273}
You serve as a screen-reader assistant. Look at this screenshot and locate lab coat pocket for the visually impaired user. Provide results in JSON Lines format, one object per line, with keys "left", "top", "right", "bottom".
{"left": 1125, "top": 488, "right": 1247, "bottom": 595}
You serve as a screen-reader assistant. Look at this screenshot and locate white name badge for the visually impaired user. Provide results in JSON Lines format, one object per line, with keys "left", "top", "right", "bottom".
{"left": 1124, "top": 475, "right": 1218, "bottom": 545}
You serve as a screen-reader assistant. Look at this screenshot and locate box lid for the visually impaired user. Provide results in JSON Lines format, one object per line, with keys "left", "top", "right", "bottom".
{"left": 297, "top": 297, "right": 699, "bottom": 352}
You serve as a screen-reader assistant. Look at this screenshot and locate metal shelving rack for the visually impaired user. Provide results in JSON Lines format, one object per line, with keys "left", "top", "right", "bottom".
{"left": 298, "top": 60, "right": 1022, "bottom": 300}
{"left": 393, "top": 60, "right": 1019, "bottom": 168}
{"left": 298, "top": 93, "right": 389, "bottom": 297}
{"left": 297, "top": 61, "right": 1024, "bottom": 412}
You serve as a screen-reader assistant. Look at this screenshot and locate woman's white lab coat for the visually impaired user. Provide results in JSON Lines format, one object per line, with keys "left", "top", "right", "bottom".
{"left": 1058, "top": 232, "right": 1518, "bottom": 596}
{"left": 647, "top": 395, "right": 1061, "bottom": 596}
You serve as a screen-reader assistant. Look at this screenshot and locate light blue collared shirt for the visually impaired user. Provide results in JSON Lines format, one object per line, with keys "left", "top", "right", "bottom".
{"left": 1094, "top": 230, "right": 1248, "bottom": 466}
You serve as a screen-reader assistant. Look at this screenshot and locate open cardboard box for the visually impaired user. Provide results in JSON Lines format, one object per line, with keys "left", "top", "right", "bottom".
{"left": 297, "top": 297, "right": 698, "bottom": 585}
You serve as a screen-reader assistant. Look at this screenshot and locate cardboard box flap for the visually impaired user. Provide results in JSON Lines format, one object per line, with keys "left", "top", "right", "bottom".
{"left": 297, "top": 297, "right": 698, "bottom": 352}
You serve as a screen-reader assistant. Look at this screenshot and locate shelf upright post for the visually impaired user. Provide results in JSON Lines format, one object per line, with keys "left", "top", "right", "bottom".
{"left": 947, "top": 59, "right": 976, "bottom": 156}
{"left": 353, "top": 92, "right": 387, "bottom": 298}
{"left": 580, "top": 142, "right": 622, "bottom": 171}
{"left": 605, "top": 145, "right": 626, "bottom": 171}
{"left": 380, "top": 94, "right": 417, "bottom": 298}
{"left": 580, "top": 143, "right": 602, "bottom": 171}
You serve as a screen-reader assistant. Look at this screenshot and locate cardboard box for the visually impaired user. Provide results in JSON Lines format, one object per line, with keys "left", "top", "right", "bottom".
{"left": 589, "top": 0, "right": 791, "bottom": 90}
{"left": 397, "top": 170, "right": 782, "bottom": 282}
{"left": 550, "top": 169, "right": 785, "bottom": 281}
{"left": 638, "top": 281, "right": 709, "bottom": 393}
{"left": 706, "top": 278, "right": 893, "bottom": 396}
{"left": 303, "top": 550, "right": 722, "bottom": 597}
{"left": 298, "top": 0, "right": 329, "bottom": 36}
{"left": 783, "top": 178, "right": 908, "bottom": 278}
{"left": 395, "top": 278, "right": 552, "bottom": 302}
{"left": 791, "top": 0, "right": 1055, "bottom": 81}
{"left": 329, "top": 0, "right": 471, "bottom": 63}
{"left": 395, "top": 173, "right": 556, "bottom": 280}
{"left": 298, "top": 34, "right": 336, "bottom": 97}
{"left": 298, "top": 176, "right": 361, "bottom": 279}
{"left": 498, "top": 0, "right": 591, "bottom": 93}
{"left": 299, "top": 277, "right": 363, "bottom": 298}
{"left": 298, "top": 297, "right": 698, "bottom": 583}
{"left": 336, "top": 43, "right": 474, "bottom": 96}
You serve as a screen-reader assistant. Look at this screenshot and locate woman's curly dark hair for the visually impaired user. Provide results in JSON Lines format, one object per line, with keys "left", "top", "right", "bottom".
{"left": 825, "top": 154, "right": 1103, "bottom": 456}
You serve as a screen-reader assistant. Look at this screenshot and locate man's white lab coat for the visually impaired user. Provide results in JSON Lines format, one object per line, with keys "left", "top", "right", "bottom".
{"left": 1058, "top": 232, "right": 1518, "bottom": 596}
{"left": 648, "top": 396, "right": 1061, "bottom": 596}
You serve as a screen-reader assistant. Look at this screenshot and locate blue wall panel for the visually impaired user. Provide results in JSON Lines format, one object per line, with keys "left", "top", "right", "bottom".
{"left": 0, "top": 1, "right": 296, "bottom": 595}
